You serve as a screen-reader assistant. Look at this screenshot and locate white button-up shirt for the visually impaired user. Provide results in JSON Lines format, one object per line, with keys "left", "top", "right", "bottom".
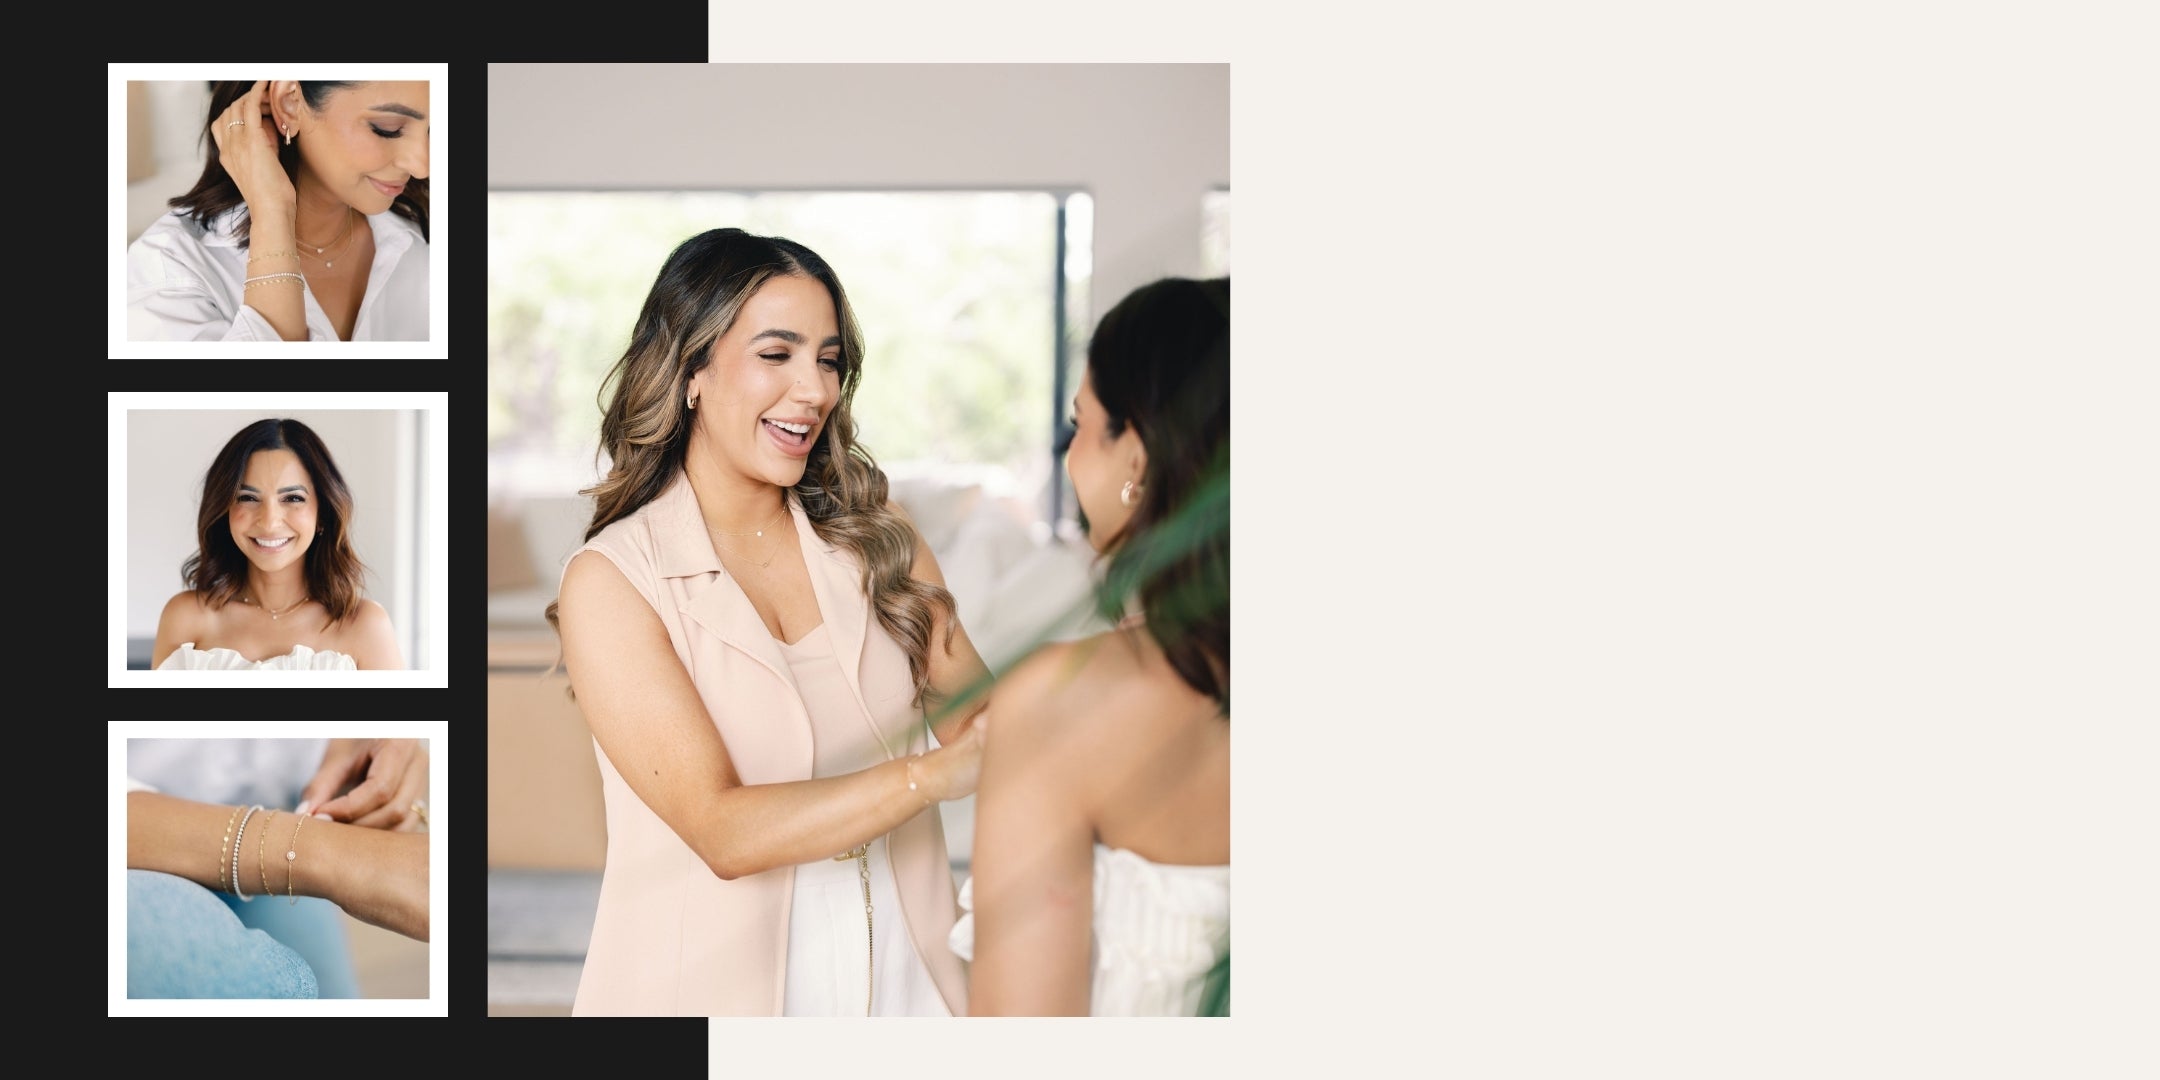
{"left": 126, "top": 205, "right": 429, "bottom": 342}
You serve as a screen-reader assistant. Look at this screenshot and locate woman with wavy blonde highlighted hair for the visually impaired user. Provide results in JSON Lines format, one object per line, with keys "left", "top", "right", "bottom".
{"left": 547, "top": 228, "right": 991, "bottom": 1016}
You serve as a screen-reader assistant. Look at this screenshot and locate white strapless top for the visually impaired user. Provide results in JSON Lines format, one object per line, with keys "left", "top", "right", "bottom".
{"left": 156, "top": 643, "right": 357, "bottom": 670}
{"left": 950, "top": 844, "right": 1230, "bottom": 1015}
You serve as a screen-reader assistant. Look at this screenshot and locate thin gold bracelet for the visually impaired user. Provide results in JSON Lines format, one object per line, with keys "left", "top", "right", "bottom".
{"left": 218, "top": 805, "right": 244, "bottom": 894}
{"left": 247, "top": 250, "right": 299, "bottom": 262}
{"left": 286, "top": 813, "right": 307, "bottom": 906}
{"left": 257, "top": 809, "right": 278, "bottom": 899}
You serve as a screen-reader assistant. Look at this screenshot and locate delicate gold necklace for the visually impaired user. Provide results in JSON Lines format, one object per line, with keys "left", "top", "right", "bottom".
{"left": 706, "top": 503, "right": 788, "bottom": 569}
{"left": 297, "top": 207, "right": 357, "bottom": 269}
{"left": 242, "top": 593, "right": 312, "bottom": 620}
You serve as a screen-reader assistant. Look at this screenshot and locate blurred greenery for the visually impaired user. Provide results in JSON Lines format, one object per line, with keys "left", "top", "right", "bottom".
{"left": 488, "top": 192, "right": 1072, "bottom": 505}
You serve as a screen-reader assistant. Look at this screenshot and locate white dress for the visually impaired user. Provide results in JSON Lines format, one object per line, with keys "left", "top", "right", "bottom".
{"left": 949, "top": 845, "right": 1231, "bottom": 1015}
{"left": 157, "top": 643, "right": 357, "bottom": 670}
{"left": 777, "top": 624, "right": 949, "bottom": 1016}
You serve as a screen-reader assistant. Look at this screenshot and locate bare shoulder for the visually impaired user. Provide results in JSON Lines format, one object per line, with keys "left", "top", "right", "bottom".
{"left": 158, "top": 590, "right": 209, "bottom": 630}
{"left": 340, "top": 599, "right": 405, "bottom": 670}
{"left": 558, "top": 547, "right": 645, "bottom": 618}
{"left": 151, "top": 590, "right": 212, "bottom": 669}
{"left": 987, "top": 632, "right": 1147, "bottom": 742}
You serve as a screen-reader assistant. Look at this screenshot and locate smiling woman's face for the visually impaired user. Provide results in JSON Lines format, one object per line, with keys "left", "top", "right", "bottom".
{"left": 289, "top": 80, "right": 430, "bottom": 215}
{"left": 228, "top": 449, "right": 318, "bottom": 574}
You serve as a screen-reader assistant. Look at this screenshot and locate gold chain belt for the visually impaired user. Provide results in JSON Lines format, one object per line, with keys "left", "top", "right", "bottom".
{"left": 835, "top": 842, "right": 873, "bottom": 1015}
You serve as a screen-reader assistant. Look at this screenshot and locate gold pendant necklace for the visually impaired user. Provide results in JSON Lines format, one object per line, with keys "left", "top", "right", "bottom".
{"left": 243, "top": 593, "right": 311, "bottom": 620}
{"left": 706, "top": 502, "right": 789, "bottom": 569}
{"left": 297, "top": 207, "right": 356, "bottom": 269}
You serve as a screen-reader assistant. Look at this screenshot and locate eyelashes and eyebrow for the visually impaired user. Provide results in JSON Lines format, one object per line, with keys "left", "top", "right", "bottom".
{"left": 238, "top": 483, "right": 310, "bottom": 502}
{"left": 750, "top": 328, "right": 846, "bottom": 368}
{"left": 748, "top": 329, "right": 842, "bottom": 349}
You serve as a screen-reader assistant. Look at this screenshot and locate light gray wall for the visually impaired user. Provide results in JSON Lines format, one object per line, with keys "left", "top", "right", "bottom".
{"left": 486, "top": 63, "right": 1229, "bottom": 325}
{"left": 128, "top": 81, "right": 212, "bottom": 245}
{"left": 126, "top": 409, "right": 418, "bottom": 663}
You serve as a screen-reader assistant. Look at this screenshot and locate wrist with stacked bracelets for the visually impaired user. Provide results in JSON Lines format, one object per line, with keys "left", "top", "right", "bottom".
{"left": 230, "top": 805, "right": 262, "bottom": 901}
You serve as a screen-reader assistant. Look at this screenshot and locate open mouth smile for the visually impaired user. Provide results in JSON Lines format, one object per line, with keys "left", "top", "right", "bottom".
{"left": 762, "top": 418, "right": 816, "bottom": 456}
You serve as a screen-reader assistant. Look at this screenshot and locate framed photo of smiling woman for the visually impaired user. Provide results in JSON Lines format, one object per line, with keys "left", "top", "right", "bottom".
{"left": 110, "top": 393, "right": 449, "bottom": 685}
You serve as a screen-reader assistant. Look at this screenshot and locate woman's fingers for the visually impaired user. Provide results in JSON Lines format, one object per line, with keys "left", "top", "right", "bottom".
{"left": 298, "top": 743, "right": 371, "bottom": 815}
{"left": 310, "top": 741, "right": 427, "bottom": 830}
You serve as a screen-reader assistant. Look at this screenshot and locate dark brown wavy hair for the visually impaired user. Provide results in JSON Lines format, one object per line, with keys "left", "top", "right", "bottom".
{"left": 546, "top": 228, "right": 956, "bottom": 706}
{"left": 167, "top": 81, "right": 430, "bottom": 248}
{"left": 181, "top": 418, "right": 368, "bottom": 624}
{"left": 1085, "top": 277, "right": 1231, "bottom": 711}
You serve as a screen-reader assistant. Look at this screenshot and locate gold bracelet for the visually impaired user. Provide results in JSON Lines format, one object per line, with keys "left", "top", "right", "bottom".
{"left": 218, "top": 805, "right": 245, "bottom": 894}
{"left": 904, "top": 754, "right": 934, "bottom": 807}
{"left": 244, "top": 272, "right": 304, "bottom": 289}
{"left": 257, "top": 809, "right": 277, "bottom": 898}
{"left": 247, "top": 250, "right": 299, "bottom": 262}
{"left": 286, "top": 813, "right": 307, "bottom": 906}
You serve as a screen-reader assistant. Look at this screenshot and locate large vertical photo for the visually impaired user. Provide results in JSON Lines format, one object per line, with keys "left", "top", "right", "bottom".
{"left": 486, "top": 62, "right": 1228, "bottom": 1017}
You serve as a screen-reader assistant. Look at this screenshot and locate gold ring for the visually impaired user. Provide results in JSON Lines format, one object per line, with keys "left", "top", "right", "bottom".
{"left": 226, "top": 120, "right": 245, "bottom": 128}
{"left": 410, "top": 799, "right": 429, "bottom": 826}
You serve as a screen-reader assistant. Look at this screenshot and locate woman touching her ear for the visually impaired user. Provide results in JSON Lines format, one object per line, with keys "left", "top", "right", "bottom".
{"left": 127, "top": 79, "right": 430, "bottom": 342}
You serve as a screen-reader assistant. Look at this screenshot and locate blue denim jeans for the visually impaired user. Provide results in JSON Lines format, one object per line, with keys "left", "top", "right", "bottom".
{"left": 127, "top": 869, "right": 361, "bottom": 998}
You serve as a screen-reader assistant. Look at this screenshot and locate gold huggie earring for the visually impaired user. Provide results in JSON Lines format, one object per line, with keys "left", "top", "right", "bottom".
{"left": 687, "top": 394, "right": 697, "bottom": 410}
{"left": 1120, "top": 480, "right": 1140, "bottom": 507}
{"left": 284, "top": 125, "right": 293, "bottom": 146}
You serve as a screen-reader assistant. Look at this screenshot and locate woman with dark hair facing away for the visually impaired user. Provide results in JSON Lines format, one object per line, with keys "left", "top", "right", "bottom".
{"left": 153, "top": 418, "right": 403, "bottom": 670}
{"left": 549, "top": 228, "right": 992, "bottom": 1015}
{"left": 126, "top": 80, "right": 430, "bottom": 342}
{"left": 952, "top": 277, "right": 1231, "bottom": 1015}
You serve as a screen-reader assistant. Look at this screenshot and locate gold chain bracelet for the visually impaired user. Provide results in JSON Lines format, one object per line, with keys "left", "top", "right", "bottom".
{"left": 217, "top": 805, "right": 244, "bottom": 894}
{"left": 257, "top": 809, "right": 278, "bottom": 898}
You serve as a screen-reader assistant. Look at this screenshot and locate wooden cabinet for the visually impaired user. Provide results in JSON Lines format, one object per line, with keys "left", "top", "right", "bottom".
{"left": 488, "top": 631, "right": 606, "bottom": 870}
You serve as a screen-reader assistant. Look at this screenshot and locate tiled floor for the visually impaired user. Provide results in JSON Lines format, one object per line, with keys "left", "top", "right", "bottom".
{"left": 487, "top": 868, "right": 600, "bottom": 1016}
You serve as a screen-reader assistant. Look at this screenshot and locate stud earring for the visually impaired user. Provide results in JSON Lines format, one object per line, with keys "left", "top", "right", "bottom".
{"left": 1120, "top": 480, "right": 1141, "bottom": 507}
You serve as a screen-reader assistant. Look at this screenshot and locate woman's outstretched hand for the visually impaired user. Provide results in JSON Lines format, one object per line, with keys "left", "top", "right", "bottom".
{"left": 209, "top": 80, "right": 295, "bottom": 218}
{"left": 301, "top": 739, "right": 429, "bottom": 832}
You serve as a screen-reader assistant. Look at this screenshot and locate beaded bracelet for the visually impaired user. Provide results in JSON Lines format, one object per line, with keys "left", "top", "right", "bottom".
{"left": 244, "top": 272, "right": 304, "bottom": 289}
{"left": 217, "top": 805, "right": 245, "bottom": 894}
{"left": 285, "top": 813, "right": 307, "bottom": 906}
{"left": 231, "top": 805, "right": 261, "bottom": 900}
{"left": 247, "top": 250, "right": 299, "bottom": 262}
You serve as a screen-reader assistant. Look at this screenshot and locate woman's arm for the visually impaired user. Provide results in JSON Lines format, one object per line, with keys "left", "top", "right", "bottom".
{"left": 557, "top": 549, "right": 984, "bottom": 882}
{"left": 893, "top": 501, "right": 993, "bottom": 747}
{"left": 965, "top": 642, "right": 1100, "bottom": 1015}
{"left": 126, "top": 790, "right": 428, "bottom": 941}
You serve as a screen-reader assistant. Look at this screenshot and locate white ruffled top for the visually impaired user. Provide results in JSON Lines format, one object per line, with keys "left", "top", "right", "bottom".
{"left": 950, "top": 843, "right": 1230, "bottom": 1015}
{"left": 156, "top": 643, "right": 357, "bottom": 670}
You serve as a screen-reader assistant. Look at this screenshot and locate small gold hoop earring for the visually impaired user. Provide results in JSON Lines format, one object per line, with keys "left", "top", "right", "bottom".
{"left": 687, "top": 394, "right": 697, "bottom": 410}
{"left": 1120, "top": 480, "right": 1140, "bottom": 507}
